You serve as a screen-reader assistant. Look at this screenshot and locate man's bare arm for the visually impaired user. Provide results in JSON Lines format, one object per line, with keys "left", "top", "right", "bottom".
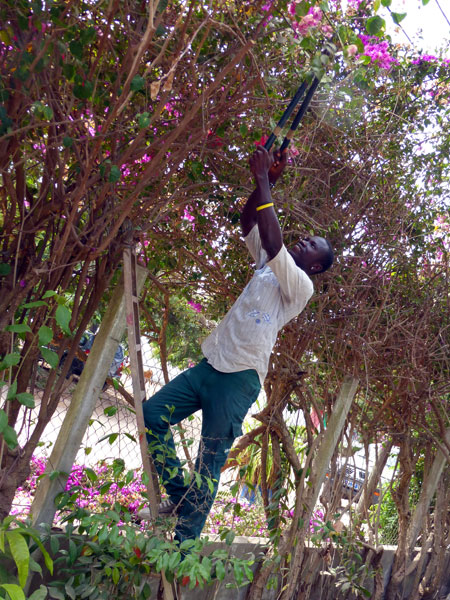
{"left": 240, "top": 149, "right": 287, "bottom": 240}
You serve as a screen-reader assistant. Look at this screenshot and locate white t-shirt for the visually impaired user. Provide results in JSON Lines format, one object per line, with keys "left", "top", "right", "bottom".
{"left": 201, "top": 225, "right": 314, "bottom": 384}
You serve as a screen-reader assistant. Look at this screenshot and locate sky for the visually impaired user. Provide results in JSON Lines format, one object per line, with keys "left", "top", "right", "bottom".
{"left": 381, "top": 0, "right": 450, "bottom": 56}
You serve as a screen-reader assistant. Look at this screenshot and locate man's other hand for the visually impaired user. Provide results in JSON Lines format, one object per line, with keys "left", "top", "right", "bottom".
{"left": 249, "top": 146, "right": 273, "bottom": 182}
{"left": 268, "top": 148, "right": 288, "bottom": 185}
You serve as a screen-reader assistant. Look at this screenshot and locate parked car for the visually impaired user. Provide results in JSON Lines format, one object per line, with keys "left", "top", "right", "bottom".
{"left": 326, "top": 461, "right": 380, "bottom": 505}
{"left": 60, "top": 330, "right": 125, "bottom": 380}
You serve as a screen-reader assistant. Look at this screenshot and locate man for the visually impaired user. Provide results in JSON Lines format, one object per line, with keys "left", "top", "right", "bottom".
{"left": 142, "top": 146, "right": 333, "bottom": 543}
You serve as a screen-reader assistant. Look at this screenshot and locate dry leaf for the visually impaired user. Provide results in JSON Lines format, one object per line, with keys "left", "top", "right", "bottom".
{"left": 163, "top": 70, "right": 175, "bottom": 93}
{"left": 150, "top": 80, "right": 161, "bottom": 100}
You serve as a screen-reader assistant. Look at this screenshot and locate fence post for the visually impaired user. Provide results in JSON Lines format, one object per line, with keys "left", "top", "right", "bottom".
{"left": 31, "top": 266, "right": 148, "bottom": 528}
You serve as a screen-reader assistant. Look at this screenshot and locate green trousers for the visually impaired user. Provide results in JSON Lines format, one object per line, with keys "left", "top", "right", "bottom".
{"left": 142, "top": 358, "right": 261, "bottom": 542}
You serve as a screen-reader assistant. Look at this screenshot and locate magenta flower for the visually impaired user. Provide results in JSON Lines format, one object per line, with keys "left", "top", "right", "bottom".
{"left": 359, "top": 35, "right": 398, "bottom": 70}
{"left": 187, "top": 300, "right": 202, "bottom": 313}
{"left": 183, "top": 207, "right": 195, "bottom": 222}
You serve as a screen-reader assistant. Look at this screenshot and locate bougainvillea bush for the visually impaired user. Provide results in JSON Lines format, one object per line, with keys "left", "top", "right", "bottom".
{"left": 2, "top": 0, "right": 449, "bottom": 598}
{"left": 12, "top": 455, "right": 327, "bottom": 539}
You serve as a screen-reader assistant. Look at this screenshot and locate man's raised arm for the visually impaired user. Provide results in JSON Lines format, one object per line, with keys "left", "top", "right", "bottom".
{"left": 240, "top": 147, "right": 287, "bottom": 260}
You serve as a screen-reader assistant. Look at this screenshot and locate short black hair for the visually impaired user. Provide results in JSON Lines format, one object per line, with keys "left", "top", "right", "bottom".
{"left": 318, "top": 240, "right": 334, "bottom": 273}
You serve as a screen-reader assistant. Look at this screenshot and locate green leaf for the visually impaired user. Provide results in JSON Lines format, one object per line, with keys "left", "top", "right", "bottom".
{"left": 28, "top": 585, "right": 48, "bottom": 600}
{"left": 80, "top": 26, "right": 96, "bottom": 45}
{"left": 6, "top": 530, "right": 29, "bottom": 588}
{"left": 138, "top": 112, "right": 150, "bottom": 129}
{"left": 42, "top": 290, "right": 57, "bottom": 299}
{"left": 422, "top": 0, "right": 431, "bottom": 4}
{"left": 296, "top": 2, "right": 310, "bottom": 16}
{"left": 0, "top": 584, "right": 25, "bottom": 600}
{"left": 73, "top": 80, "right": 94, "bottom": 100}
{"left": 22, "top": 301, "right": 48, "bottom": 308}
{"left": 69, "top": 40, "right": 83, "bottom": 59}
{"left": 381, "top": 0, "right": 391, "bottom": 5}
{"left": 131, "top": 75, "right": 145, "bottom": 91}
{"left": 366, "top": 15, "right": 385, "bottom": 35}
{"left": 108, "top": 165, "right": 121, "bottom": 182}
{"left": 64, "top": 584, "right": 75, "bottom": 600}
{"left": 215, "top": 560, "right": 225, "bottom": 580}
{"left": 62, "top": 63, "right": 75, "bottom": 80}
{"left": 68, "top": 539, "right": 77, "bottom": 564}
{"left": 108, "top": 433, "right": 119, "bottom": 444}
{"left": 40, "top": 347, "right": 59, "bottom": 369}
{"left": 7, "top": 381, "right": 17, "bottom": 400}
{"left": 190, "top": 161, "right": 203, "bottom": 179}
{"left": 28, "top": 536, "right": 53, "bottom": 576}
{"left": 16, "top": 393, "right": 35, "bottom": 408}
{"left": 48, "top": 586, "right": 65, "bottom": 600}
{"left": 50, "top": 535, "right": 59, "bottom": 556}
{"left": 0, "top": 409, "right": 7, "bottom": 433}
{"left": 84, "top": 468, "right": 98, "bottom": 483}
{"left": 63, "top": 136, "right": 73, "bottom": 148}
{"left": 2, "top": 353, "right": 20, "bottom": 367}
{"left": 1, "top": 425, "right": 18, "bottom": 449}
{"left": 55, "top": 305, "right": 71, "bottom": 335}
{"left": 112, "top": 566, "right": 120, "bottom": 585}
{"left": 300, "top": 37, "right": 316, "bottom": 52}
{"left": 42, "top": 106, "right": 53, "bottom": 120}
{"left": 0, "top": 30, "right": 11, "bottom": 45}
{"left": 38, "top": 325, "right": 53, "bottom": 346}
{"left": 243, "top": 562, "right": 254, "bottom": 582}
{"left": 0, "top": 263, "right": 11, "bottom": 276}
{"left": 225, "top": 530, "right": 235, "bottom": 545}
{"left": 5, "top": 323, "right": 32, "bottom": 334}
{"left": 233, "top": 562, "right": 243, "bottom": 586}
{"left": 391, "top": 11, "right": 406, "bottom": 24}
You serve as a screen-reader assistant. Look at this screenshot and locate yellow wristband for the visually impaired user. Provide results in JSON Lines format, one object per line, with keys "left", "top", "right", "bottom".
{"left": 256, "top": 203, "right": 274, "bottom": 212}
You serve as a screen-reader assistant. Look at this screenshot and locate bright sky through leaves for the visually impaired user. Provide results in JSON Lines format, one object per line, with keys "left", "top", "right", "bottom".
{"left": 382, "top": 0, "right": 450, "bottom": 55}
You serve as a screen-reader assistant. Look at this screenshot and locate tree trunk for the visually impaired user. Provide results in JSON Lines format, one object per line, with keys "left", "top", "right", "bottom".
{"left": 356, "top": 438, "right": 393, "bottom": 519}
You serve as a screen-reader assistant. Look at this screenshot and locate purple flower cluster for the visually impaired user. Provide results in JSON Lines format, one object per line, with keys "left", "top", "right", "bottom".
{"left": 187, "top": 300, "right": 203, "bottom": 313}
{"left": 11, "top": 457, "right": 148, "bottom": 520}
{"left": 411, "top": 54, "right": 450, "bottom": 66}
{"left": 288, "top": 3, "right": 333, "bottom": 38}
{"left": 204, "top": 496, "right": 327, "bottom": 538}
{"left": 205, "top": 497, "right": 268, "bottom": 537}
{"left": 359, "top": 35, "right": 398, "bottom": 70}
{"left": 347, "top": 0, "right": 365, "bottom": 9}
{"left": 11, "top": 455, "right": 48, "bottom": 517}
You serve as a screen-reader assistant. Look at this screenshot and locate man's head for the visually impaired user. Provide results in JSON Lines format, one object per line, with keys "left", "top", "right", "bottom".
{"left": 288, "top": 236, "right": 334, "bottom": 276}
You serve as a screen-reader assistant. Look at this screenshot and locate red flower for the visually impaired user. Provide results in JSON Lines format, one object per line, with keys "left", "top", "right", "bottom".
{"left": 254, "top": 135, "right": 268, "bottom": 147}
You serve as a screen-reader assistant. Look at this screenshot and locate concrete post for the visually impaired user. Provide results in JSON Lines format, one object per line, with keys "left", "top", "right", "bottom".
{"left": 31, "top": 266, "right": 148, "bottom": 528}
{"left": 309, "top": 375, "right": 359, "bottom": 508}
{"left": 407, "top": 427, "right": 450, "bottom": 552}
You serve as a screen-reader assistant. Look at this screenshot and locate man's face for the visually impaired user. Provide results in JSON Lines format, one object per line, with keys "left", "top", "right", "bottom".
{"left": 288, "top": 235, "right": 330, "bottom": 275}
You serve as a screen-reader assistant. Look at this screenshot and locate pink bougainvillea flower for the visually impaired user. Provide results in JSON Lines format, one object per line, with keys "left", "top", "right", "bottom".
{"left": 261, "top": 0, "right": 273, "bottom": 11}
{"left": 321, "top": 24, "right": 333, "bottom": 38}
{"left": 187, "top": 300, "right": 202, "bottom": 313}
{"left": 359, "top": 35, "right": 398, "bottom": 70}
{"left": 183, "top": 207, "right": 195, "bottom": 222}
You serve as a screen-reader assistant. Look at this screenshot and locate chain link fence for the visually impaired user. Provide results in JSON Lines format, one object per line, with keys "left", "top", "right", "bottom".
{"left": 11, "top": 347, "right": 400, "bottom": 546}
